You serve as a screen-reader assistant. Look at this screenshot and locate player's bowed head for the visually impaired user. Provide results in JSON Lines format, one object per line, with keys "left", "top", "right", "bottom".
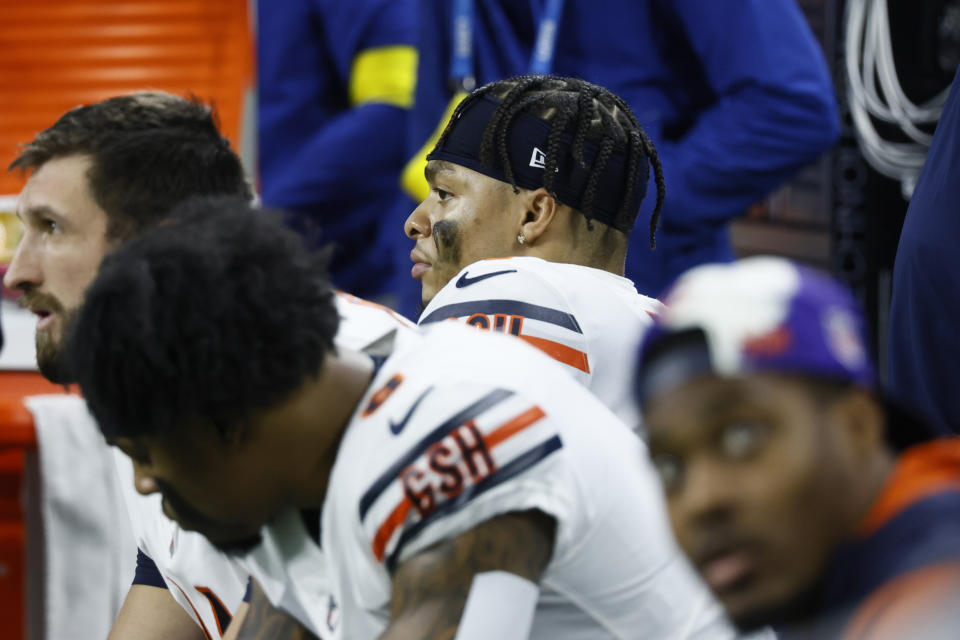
{"left": 64, "top": 195, "right": 368, "bottom": 553}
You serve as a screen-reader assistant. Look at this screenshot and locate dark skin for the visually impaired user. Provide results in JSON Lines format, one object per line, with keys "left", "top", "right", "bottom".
{"left": 119, "top": 344, "right": 558, "bottom": 638}
{"left": 644, "top": 373, "right": 893, "bottom": 632}
{"left": 233, "top": 581, "right": 316, "bottom": 640}
{"left": 382, "top": 509, "right": 555, "bottom": 639}
{"left": 234, "top": 510, "right": 556, "bottom": 639}
{"left": 405, "top": 160, "right": 627, "bottom": 307}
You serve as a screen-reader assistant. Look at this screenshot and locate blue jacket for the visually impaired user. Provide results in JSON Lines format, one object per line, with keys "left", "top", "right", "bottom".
{"left": 888, "top": 66, "right": 960, "bottom": 436}
{"left": 409, "top": 0, "right": 839, "bottom": 296}
{"left": 781, "top": 438, "right": 960, "bottom": 638}
{"left": 258, "top": 0, "right": 417, "bottom": 300}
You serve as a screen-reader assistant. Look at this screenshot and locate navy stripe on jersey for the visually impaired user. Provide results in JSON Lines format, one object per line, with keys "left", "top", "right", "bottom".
{"left": 133, "top": 548, "right": 167, "bottom": 588}
{"left": 243, "top": 577, "right": 253, "bottom": 602}
{"left": 359, "top": 388, "right": 515, "bottom": 520}
{"left": 385, "top": 435, "right": 563, "bottom": 572}
{"left": 198, "top": 588, "right": 233, "bottom": 633}
{"left": 420, "top": 300, "right": 583, "bottom": 333}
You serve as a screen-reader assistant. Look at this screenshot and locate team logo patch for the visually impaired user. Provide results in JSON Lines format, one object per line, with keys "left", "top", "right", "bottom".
{"left": 358, "top": 389, "right": 563, "bottom": 570}
{"left": 455, "top": 269, "right": 517, "bottom": 288}
{"left": 529, "top": 146, "right": 547, "bottom": 169}
{"left": 743, "top": 325, "right": 792, "bottom": 357}
{"left": 389, "top": 387, "right": 433, "bottom": 435}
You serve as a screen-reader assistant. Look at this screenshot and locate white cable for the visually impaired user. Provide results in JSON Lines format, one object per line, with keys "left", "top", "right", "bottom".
{"left": 845, "top": 0, "right": 950, "bottom": 197}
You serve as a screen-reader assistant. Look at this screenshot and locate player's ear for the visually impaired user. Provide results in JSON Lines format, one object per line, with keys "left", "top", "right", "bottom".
{"left": 831, "top": 387, "right": 885, "bottom": 461}
{"left": 518, "top": 187, "right": 558, "bottom": 246}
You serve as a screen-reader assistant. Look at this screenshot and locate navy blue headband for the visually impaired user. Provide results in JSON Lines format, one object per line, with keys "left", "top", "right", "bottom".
{"left": 427, "top": 95, "right": 646, "bottom": 233}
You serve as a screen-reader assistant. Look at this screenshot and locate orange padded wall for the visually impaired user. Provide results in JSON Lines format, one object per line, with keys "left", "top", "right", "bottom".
{"left": 0, "top": 0, "right": 253, "bottom": 195}
{"left": 0, "top": 373, "right": 68, "bottom": 640}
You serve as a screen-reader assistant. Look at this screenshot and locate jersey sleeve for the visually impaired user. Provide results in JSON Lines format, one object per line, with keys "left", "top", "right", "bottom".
{"left": 355, "top": 383, "right": 581, "bottom": 573}
{"left": 418, "top": 260, "right": 592, "bottom": 382}
{"left": 843, "top": 563, "right": 960, "bottom": 639}
{"left": 334, "top": 291, "right": 415, "bottom": 353}
{"left": 132, "top": 548, "right": 167, "bottom": 588}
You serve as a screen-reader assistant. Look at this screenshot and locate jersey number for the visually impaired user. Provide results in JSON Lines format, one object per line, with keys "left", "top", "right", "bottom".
{"left": 466, "top": 313, "right": 524, "bottom": 335}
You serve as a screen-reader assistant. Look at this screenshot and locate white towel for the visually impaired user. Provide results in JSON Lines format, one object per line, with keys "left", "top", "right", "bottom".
{"left": 25, "top": 394, "right": 136, "bottom": 640}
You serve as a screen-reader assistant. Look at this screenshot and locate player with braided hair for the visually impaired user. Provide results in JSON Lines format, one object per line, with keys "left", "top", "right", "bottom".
{"left": 406, "top": 75, "right": 667, "bottom": 431}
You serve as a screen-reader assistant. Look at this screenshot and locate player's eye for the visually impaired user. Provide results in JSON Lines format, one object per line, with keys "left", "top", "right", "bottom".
{"left": 652, "top": 453, "right": 684, "bottom": 493}
{"left": 433, "top": 188, "right": 453, "bottom": 201}
{"left": 719, "top": 421, "right": 765, "bottom": 460}
{"left": 40, "top": 218, "right": 60, "bottom": 234}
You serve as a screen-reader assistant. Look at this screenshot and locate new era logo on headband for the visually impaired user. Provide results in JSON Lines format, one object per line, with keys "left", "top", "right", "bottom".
{"left": 529, "top": 147, "right": 546, "bottom": 169}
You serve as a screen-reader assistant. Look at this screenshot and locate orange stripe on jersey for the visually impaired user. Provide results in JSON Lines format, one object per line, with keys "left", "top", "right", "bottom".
{"left": 369, "top": 405, "right": 546, "bottom": 561}
{"left": 335, "top": 290, "right": 416, "bottom": 328}
{"left": 373, "top": 499, "right": 413, "bottom": 561}
{"left": 856, "top": 438, "right": 960, "bottom": 538}
{"left": 362, "top": 374, "right": 404, "bottom": 417}
{"left": 196, "top": 586, "right": 231, "bottom": 636}
{"left": 169, "top": 578, "right": 215, "bottom": 640}
{"left": 519, "top": 335, "right": 591, "bottom": 373}
{"left": 485, "top": 406, "right": 546, "bottom": 449}
{"left": 842, "top": 561, "right": 960, "bottom": 639}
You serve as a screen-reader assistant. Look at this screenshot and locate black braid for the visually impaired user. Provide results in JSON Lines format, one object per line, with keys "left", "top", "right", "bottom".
{"left": 620, "top": 129, "right": 643, "bottom": 233}
{"left": 572, "top": 85, "right": 598, "bottom": 168}
{"left": 639, "top": 129, "right": 665, "bottom": 249}
{"left": 542, "top": 97, "right": 577, "bottom": 199}
{"left": 581, "top": 137, "right": 615, "bottom": 227}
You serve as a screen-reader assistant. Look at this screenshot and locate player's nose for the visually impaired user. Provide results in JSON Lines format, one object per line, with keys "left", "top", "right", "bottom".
{"left": 675, "top": 461, "right": 737, "bottom": 529}
{"left": 2, "top": 233, "right": 42, "bottom": 291}
{"left": 132, "top": 462, "right": 159, "bottom": 496}
{"left": 404, "top": 201, "right": 432, "bottom": 240}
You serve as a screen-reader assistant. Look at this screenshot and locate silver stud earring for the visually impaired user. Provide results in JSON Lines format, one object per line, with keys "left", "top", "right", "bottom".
{"left": 518, "top": 232, "right": 526, "bottom": 245}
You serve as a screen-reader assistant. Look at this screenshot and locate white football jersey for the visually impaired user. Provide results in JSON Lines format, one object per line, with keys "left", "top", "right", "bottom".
{"left": 242, "top": 322, "right": 734, "bottom": 640}
{"left": 418, "top": 257, "right": 664, "bottom": 431}
{"left": 112, "top": 292, "right": 414, "bottom": 638}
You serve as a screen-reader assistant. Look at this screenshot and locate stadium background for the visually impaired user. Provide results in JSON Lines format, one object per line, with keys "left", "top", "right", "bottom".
{"left": 0, "top": 1, "right": 957, "bottom": 638}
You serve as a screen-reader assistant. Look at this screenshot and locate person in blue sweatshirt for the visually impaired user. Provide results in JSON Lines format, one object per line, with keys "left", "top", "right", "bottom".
{"left": 888, "top": 65, "right": 960, "bottom": 436}
{"left": 258, "top": 0, "right": 417, "bottom": 302}
{"left": 402, "top": 0, "right": 839, "bottom": 303}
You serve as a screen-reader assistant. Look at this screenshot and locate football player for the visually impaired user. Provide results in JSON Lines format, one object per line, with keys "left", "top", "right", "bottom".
{"left": 2, "top": 93, "right": 303, "bottom": 639}
{"left": 635, "top": 257, "right": 960, "bottom": 638}
{"left": 407, "top": 76, "right": 666, "bottom": 430}
{"left": 71, "top": 196, "right": 738, "bottom": 639}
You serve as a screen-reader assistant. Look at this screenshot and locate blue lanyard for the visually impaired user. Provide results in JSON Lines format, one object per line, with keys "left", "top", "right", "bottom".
{"left": 449, "top": 0, "right": 565, "bottom": 92}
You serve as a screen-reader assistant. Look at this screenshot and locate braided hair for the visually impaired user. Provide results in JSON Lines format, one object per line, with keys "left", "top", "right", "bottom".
{"left": 436, "top": 76, "right": 665, "bottom": 248}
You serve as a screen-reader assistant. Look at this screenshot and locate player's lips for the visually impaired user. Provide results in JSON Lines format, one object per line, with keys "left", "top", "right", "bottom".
{"left": 693, "top": 541, "right": 759, "bottom": 595}
{"left": 30, "top": 308, "right": 55, "bottom": 330}
{"left": 410, "top": 250, "right": 432, "bottom": 280}
{"left": 18, "top": 293, "right": 62, "bottom": 331}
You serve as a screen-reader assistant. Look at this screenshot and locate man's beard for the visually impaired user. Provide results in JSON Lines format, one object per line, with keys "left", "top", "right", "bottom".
{"left": 730, "top": 576, "right": 823, "bottom": 635}
{"left": 213, "top": 533, "right": 264, "bottom": 555}
{"left": 157, "top": 480, "right": 265, "bottom": 555}
{"left": 35, "top": 310, "right": 78, "bottom": 384}
{"left": 20, "top": 291, "right": 78, "bottom": 384}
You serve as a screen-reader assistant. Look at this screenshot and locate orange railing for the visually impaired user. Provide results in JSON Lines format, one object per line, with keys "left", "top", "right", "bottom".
{"left": 0, "top": 0, "right": 254, "bottom": 196}
{"left": 0, "top": 372, "right": 73, "bottom": 639}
